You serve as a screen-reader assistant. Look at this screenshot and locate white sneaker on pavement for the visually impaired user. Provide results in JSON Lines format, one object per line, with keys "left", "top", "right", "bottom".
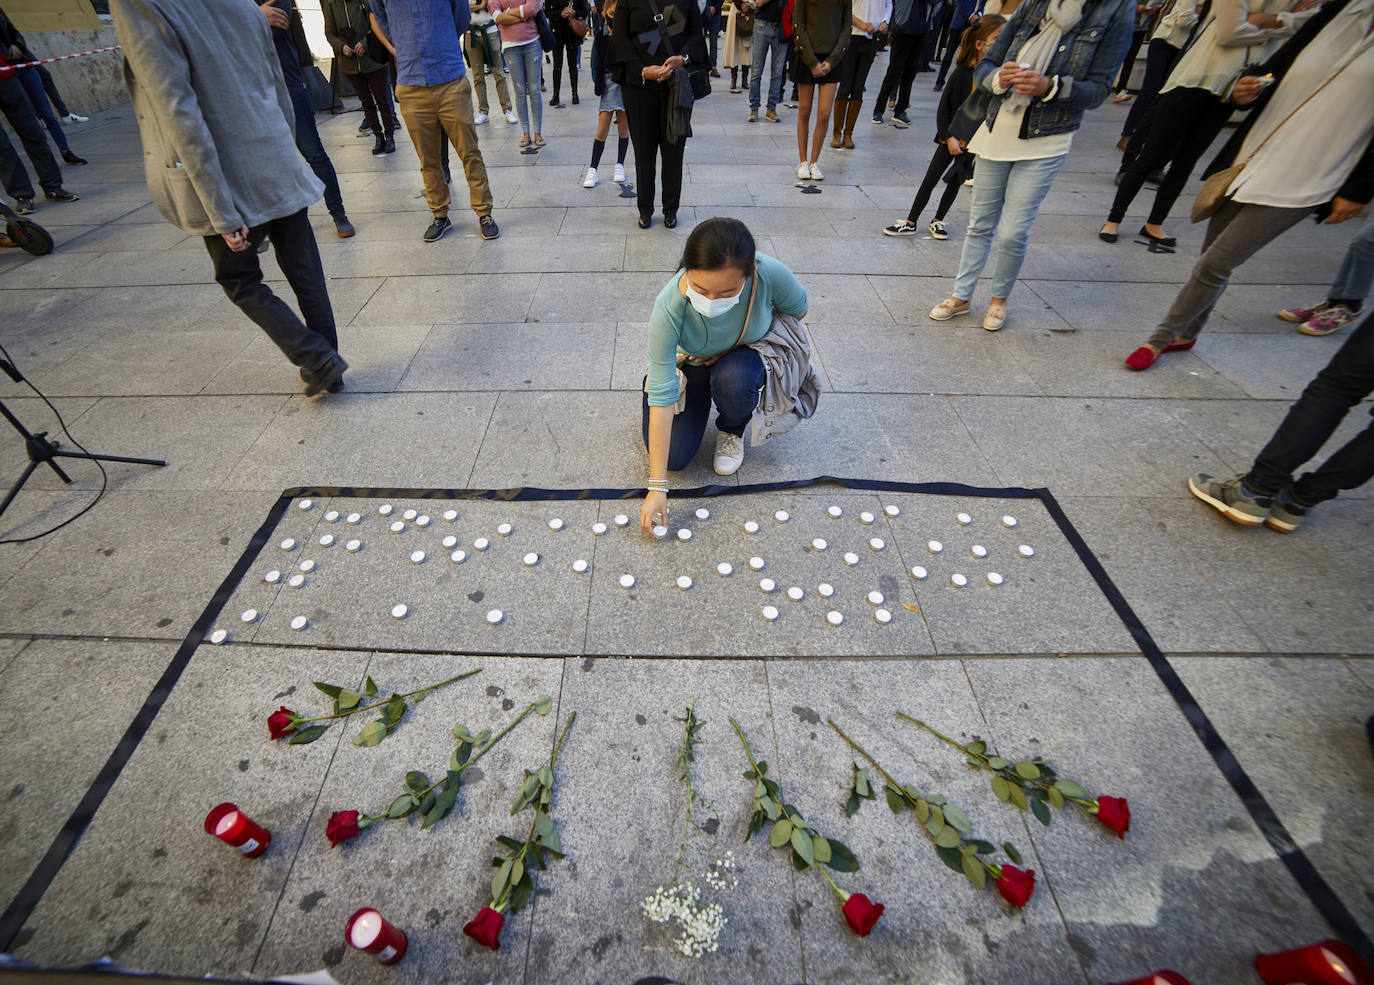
{"left": 583, "top": 166, "right": 599, "bottom": 188}
{"left": 809, "top": 162, "right": 824, "bottom": 181}
{"left": 614, "top": 163, "right": 626, "bottom": 183}
{"left": 61, "top": 113, "right": 89, "bottom": 124}
{"left": 504, "top": 109, "right": 519, "bottom": 124}
{"left": 713, "top": 431, "right": 745, "bottom": 476}
{"left": 473, "top": 111, "right": 489, "bottom": 124}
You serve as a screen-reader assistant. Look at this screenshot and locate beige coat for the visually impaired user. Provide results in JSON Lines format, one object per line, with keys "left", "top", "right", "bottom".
{"left": 723, "top": 2, "right": 753, "bottom": 67}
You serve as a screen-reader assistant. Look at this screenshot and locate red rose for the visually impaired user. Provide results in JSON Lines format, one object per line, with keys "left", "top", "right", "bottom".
{"left": 268, "top": 706, "right": 297, "bottom": 740}
{"left": 463, "top": 906, "right": 505, "bottom": 950}
{"left": 326, "top": 810, "right": 361, "bottom": 847}
{"left": 1094, "top": 796, "right": 1131, "bottom": 839}
{"left": 995, "top": 865, "right": 1036, "bottom": 908}
{"left": 841, "top": 893, "right": 884, "bottom": 937}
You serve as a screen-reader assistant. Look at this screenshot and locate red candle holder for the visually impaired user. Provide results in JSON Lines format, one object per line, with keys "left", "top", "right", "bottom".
{"left": 345, "top": 907, "right": 408, "bottom": 965}
{"left": 204, "top": 802, "right": 270, "bottom": 858}
{"left": 1107, "top": 971, "right": 1193, "bottom": 985}
{"left": 1255, "top": 940, "right": 1371, "bottom": 985}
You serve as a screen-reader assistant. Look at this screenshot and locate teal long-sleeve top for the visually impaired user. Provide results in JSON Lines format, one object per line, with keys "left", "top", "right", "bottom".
{"left": 645, "top": 253, "right": 809, "bottom": 407}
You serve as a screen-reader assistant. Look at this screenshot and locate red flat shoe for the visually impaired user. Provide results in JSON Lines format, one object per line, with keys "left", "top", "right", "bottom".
{"left": 1125, "top": 346, "right": 1158, "bottom": 371}
{"left": 1161, "top": 338, "right": 1196, "bottom": 353}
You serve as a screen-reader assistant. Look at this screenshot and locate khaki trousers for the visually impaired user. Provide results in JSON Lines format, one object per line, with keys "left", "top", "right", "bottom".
{"left": 396, "top": 75, "right": 494, "bottom": 220}
{"left": 464, "top": 26, "right": 513, "bottom": 114}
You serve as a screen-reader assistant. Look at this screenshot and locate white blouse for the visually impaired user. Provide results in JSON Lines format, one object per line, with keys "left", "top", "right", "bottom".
{"left": 1161, "top": 0, "right": 1303, "bottom": 97}
{"left": 1229, "top": 0, "right": 1374, "bottom": 208}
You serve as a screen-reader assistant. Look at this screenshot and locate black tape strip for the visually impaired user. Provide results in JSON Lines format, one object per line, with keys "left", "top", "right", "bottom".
{"left": 0, "top": 492, "right": 294, "bottom": 952}
{"left": 1035, "top": 488, "right": 1374, "bottom": 962}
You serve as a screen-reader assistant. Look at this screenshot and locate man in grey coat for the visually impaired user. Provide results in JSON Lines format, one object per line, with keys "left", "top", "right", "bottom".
{"left": 111, "top": 0, "right": 347, "bottom": 395}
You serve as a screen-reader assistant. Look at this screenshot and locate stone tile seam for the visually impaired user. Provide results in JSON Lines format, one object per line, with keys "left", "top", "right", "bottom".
{"left": 761, "top": 659, "right": 809, "bottom": 983}
{"left": 387, "top": 323, "right": 443, "bottom": 393}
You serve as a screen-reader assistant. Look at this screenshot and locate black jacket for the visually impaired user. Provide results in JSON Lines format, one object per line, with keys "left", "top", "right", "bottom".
{"left": 545, "top": 0, "right": 590, "bottom": 40}
{"left": 1204, "top": 0, "right": 1373, "bottom": 207}
{"left": 934, "top": 63, "right": 973, "bottom": 142}
{"left": 610, "top": 0, "right": 708, "bottom": 87}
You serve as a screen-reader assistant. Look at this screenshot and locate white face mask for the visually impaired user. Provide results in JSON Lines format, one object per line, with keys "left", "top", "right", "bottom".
{"left": 685, "top": 280, "right": 744, "bottom": 318}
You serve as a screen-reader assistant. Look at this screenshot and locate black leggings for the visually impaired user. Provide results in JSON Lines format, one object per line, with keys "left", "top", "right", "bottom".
{"left": 906, "top": 144, "right": 964, "bottom": 224}
{"left": 1108, "top": 86, "right": 1232, "bottom": 227}
{"left": 553, "top": 37, "right": 580, "bottom": 98}
{"left": 836, "top": 36, "right": 881, "bottom": 102}
{"left": 622, "top": 81, "right": 687, "bottom": 220}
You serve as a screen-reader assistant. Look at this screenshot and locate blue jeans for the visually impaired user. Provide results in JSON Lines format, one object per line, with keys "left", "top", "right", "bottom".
{"left": 288, "top": 83, "right": 345, "bottom": 218}
{"left": 708, "top": 6, "right": 722, "bottom": 66}
{"left": 641, "top": 348, "right": 766, "bottom": 471}
{"left": 505, "top": 41, "right": 543, "bottom": 135}
{"left": 749, "top": 20, "right": 787, "bottom": 110}
{"left": 16, "top": 68, "right": 69, "bottom": 155}
{"left": 952, "top": 154, "right": 1067, "bottom": 301}
{"left": 1330, "top": 213, "right": 1374, "bottom": 304}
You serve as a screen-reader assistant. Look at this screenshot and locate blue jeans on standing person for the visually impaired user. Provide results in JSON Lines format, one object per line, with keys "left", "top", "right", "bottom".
{"left": 16, "top": 68, "right": 71, "bottom": 155}
{"left": 952, "top": 154, "right": 1067, "bottom": 301}
{"left": 708, "top": 5, "right": 722, "bottom": 66}
{"left": 505, "top": 41, "right": 544, "bottom": 135}
{"left": 749, "top": 20, "right": 787, "bottom": 111}
{"left": 641, "top": 348, "right": 766, "bottom": 471}
{"left": 287, "top": 82, "right": 345, "bottom": 218}
{"left": 1330, "top": 213, "right": 1374, "bottom": 305}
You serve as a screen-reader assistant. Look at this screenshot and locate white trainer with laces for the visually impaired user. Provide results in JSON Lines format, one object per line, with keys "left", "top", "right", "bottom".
{"left": 809, "top": 162, "right": 824, "bottom": 181}
{"left": 796, "top": 162, "right": 810, "bottom": 180}
{"left": 473, "top": 111, "right": 489, "bottom": 124}
{"left": 61, "top": 113, "right": 89, "bottom": 124}
{"left": 614, "top": 163, "right": 626, "bottom": 183}
{"left": 929, "top": 220, "right": 948, "bottom": 240}
{"left": 714, "top": 431, "right": 745, "bottom": 476}
{"left": 583, "top": 166, "right": 599, "bottom": 188}
{"left": 504, "top": 109, "right": 519, "bottom": 124}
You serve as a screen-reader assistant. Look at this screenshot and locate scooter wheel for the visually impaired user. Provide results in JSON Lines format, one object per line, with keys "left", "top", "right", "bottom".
{"left": 5, "top": 219, "right": 54, "bottom": 256}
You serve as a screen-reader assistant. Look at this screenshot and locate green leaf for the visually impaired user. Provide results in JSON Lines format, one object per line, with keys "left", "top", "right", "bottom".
{"left": 1015, "top": 760, "right": 1041, "bottom": 780}
{"left": 1004, "top": 842, "right": 1023, "bottom": 866}
{"left": 935, "top": 844, "right": 965, "bottom": 874}
{"left": 845, "top": 792, "right": 861, "bottom": 818}
{"left": 405, "top": 771, "right": 430, "bottom": 794}
{"left": 935, "top": 826, "right": 963, "bottom": 848}
{"left": 383, "top": 693, "right": 406, "bottom": 727}
{"left": 1031, "top": 797, "right": 1052, "bottom": 827}
{"left": 962, "top": 852, "right": 987, "bottom": 889}
{"left": 496, "top": 835, "right": 525, "bottom": 852}
{"left": 811, "top": 834, "right": 831, "bottom": 864}
{"left": 539, "top": 765, "right": 553, "bottom": 788}
{"left": 1008, "top": 784, "right": 1029, "bottom": 811}
{"left": 457, "top": 741, "right": 472, "bottom": 767}
{"left": 747, "top": 810, "right": 764, "bottom": 841}
{"left": 967, "top": 757, "right": 984, "bottom": 769}
{"left": 855, "top": 767, "right": 872, "bottom": 799}
{"left": 824, "top": 838, "right": 859, "bottom": 873}
{"left": 790, "top": 827, "right": 816, "bottom": 867}
{"left": 509, "top": 870, "right": 534, "bottom": 913}
{"left": 510, "top": 857, "right": 524, "bottom": 888}
{"left": 771, "top": 818, "right": 793, "bottom": 848}
{"left": 534, "top": 695, "right": 553, "bottom": 716}
{"left": 968, "top": 741, "right": 987, "bottom": 756}
{"left": 915, "top": 798, "right": 930, "bottom": 824}
{"left": 987, "top": 756, "right": 1010, "bottom": 770}
{"left": 313, "top": 682, "right": 343, "bottom": 699}
{"left": 474, "top": 729, "right": 491, "bottom": 746}
{"left": 1048, "top": 785, "right": 1065, "bottom": 810}
{"left": 525, "top": 844, "right": 546, "bottom": 870}
{"left": 943, "top": 803, "right": 973, "bottom": 834}
{"left": 353, "top": 721, "right": 388, "bottom": 747}
{"left": 969, "top": 839, "right": 997, "bottom": 854}
{"left": 535, "top": 812, "right": 554, "bottom": 839}
{"left": 1053, "top": 778, "right": 1090, "bottom": 799}
{"left": 541, "top": 826, "right": 562, "bottom": 855}
{"left": 364, "top": 676, "right": 378, "bottom": 697}
{"left": 386, "top": 794, "right": 416, "bottom": 819}
{"left": 927, "top": 794, "right": 947, "bottom": 807}
{"left": 743, "top": 770, "right": 758, "bottom": 780}
{"left": 925, "top": 805, "right": 945, "bottom": 839}
{"left": 417, "top": 791, "right": 437, "bottom": 816}
{"left": 992, "top": 775, "right": 1011, "bottom": 802}
{"left": 453, "top": 723, "right": 472, "bottom": 741}
{"left": 421, "top": 787, "right": 458, "bottom": 829}
{"left": 755, "top": 780, "right": 768, "bottom": 799}
{"left": 492, "top": 858, "right": 513, "bottom": 903}
{"left": 287, "top": 725, "right": 330, "bottom": 745}
{"left": 447, "top": 770, "right": 462, "bottom": 790}
{"left": 337, "top": 689, "right": 362, "bottom": 712}
{"left": 885, "top": 786, "right": 905, "bottom": 814}
{"left": 761, "top": 797, "right": 781, "bottom": 821}
{"left": 756, "top": 760, "right": 768, "bottom": 775}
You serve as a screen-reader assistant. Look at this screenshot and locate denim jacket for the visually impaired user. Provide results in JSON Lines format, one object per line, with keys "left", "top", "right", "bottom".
{"left": 974, "top": 0, "right": 1135, "bottom": 138}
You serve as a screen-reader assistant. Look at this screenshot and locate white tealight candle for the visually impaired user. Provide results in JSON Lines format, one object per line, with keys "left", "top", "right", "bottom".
{"left": 442, "top": 535, "right": 457, "bottom": 549}
{"left": 346, "top": 513, "right": 362, "bottom": 525}
{"left": 378, "top": 505, "right": 393, "bottom": 516}
{"left": 652, "top": 525, "right": 668, "bottom": 538}
{"left": 743, "top": 520, "right": 760, "bottom": 534}
{"left": 450, "top": 550, "right": 466, "bottom": 564}
{"left": 677, "top": 575, "right": 693, "bottom": 590}
{"left": 345, "top": 539, "right": 361, "bottom": 553}
{"left": 549, "top": 518, "right": 564, "bottom": 531}
{"left": 319, "top": 534, "right": 335, "bottom": 548}
{"left": 928, "top": 540, "right": 943, "bottom": 553}
{"left": 523, "top": 552, "right": 539, "bottom": 566}
{"left": 486, "top": 609, "right": 503, "bottom": 625}
{"left": 843, "top": 552, "right": 860, "bottom": 566}
{"left": 208, "top": 629, "right": 228, "bottom": 645}
{"left": 497, "top": 523, "right": 513, "bottom": 536}
{"left": 279, "top": 538, "right": 296, "bottom": 552}
{"left": 402, "top": 509, "right": 417, "bottom": 521}
{"left": 287, "top": 574, "right": 305, "bottom": 588}
{"left": 875, "top": 608, "right": 893, "bottom": 624}
{"left": 1018, "top": 544, "right": 1035, "bottom": 558}
{"left": 867, "top": 591, "right": 884, "bottom": 606}
{"left": 677, "top": 528, "right": 692, "bottom": 541}
{"left": 240, "top": 609, "right": 258, "bottom": 623}
{"left": 391, "top": 604, "right": 408, "bottom": 619}
{"left": 695, "top": 508, "right": 710, "bottom": 520}
{"left": 774, "top": 510, "right": 789, "bottom": 523}
{"left": 214, "top": 809, "right": 240, "bottom": 836}
{"left": 473, "top": 538, "right": 489, "bottom": 551}
{"left": 818, "top": 583, "right": 834, "bottom": 598}
{"left": 614, "top": 514, "right": 630, "bottom": 527}
{"left": 415, "top": 515, "right": 430, "bottom": 528}
{"left": 987, "top": 572, "right": 1004, "bottom": 586}
{"left": 787, "top": 586, "right": 804, "bottom": 601}
{"left": 811, "top": 538, "right": 828, "bottom": 552}
{"left": 826, "top": 610, "right": 844, "bottom": 627}
{"left": 264, "top": 570, "right": 281, "bottom": 584}
{"left": 410, "top": 550, "right": 426, "bottom": 565}
{"left": 911, "top": 565, "right": 928, "bottom": 580}
{"left": 717, "top": 562, "right": 733, "bottom": 577}
{"left": 1002, "top": 515, "right": 1017, "bottom": 528}
{"left": 325, "top": 510, "right": 339, "bottom": 523}
{"left": 290, "top": 615, "right": 308, "bottom": 630}
{"left": 759, "top": 578, "right": 776, "bottom": 593}
{"left": 298, "top": 499, "right": 313, "bottom": 511}
{"left": 971, "top": 545, "right": 988, "bottom": 558}
{"left": 620, "top": 574, "right": 636, "bottom": 589}
{"left": 869, "top": 537, "right": 885, "bottom": 551}
{"left": 858, "top": 513, "right": 876, "bottom": 528}
{"left": 443, "top": 509, "right": 458, "bottom": 522}
{"left": 350, "top": 911, "right": 381, "bottom": 949}
{"left": 592, "top": 522, "right": 608, "bottom": 535}
{"left": 956, "top": 512, "right": 972, "bottom": 525}
{"left": 573, "top": 559, "right": 589, "bottom": 573}
{"left": 389, "top": 521, "right": 404, "bottom": 533}
{"left": 827, "top": 505, "right": 843, "bottom": 518}
{"left": 762, "top": 605, "right": 780, "bottom": 622}
{"left": 749, "top": 556, "right": 765, "bottom": 570}
{"left": 885, "top": 504, "right": 900, "bottom": 517}
{"left": 950, "top": 574, "right": 968, "bottom": 587}
{"left": 299, "top": 559, "right": 316, "bottom": 573}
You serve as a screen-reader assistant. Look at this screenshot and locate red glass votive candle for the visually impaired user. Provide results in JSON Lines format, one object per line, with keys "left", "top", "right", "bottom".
{"left": 1256, "top": 941, "right": 1371, "bottom": 985}
{"left": 345, "top": 908, "right": 408, "bottom": 965}
{"left": 1108, "top": 972, "right": 1193, "bottom": 985}
{"left": 204, "top": 802, "right": 270, "bottom": 858}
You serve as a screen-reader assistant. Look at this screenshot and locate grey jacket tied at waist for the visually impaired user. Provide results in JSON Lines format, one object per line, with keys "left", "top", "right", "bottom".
{"left": 112, "top": 0, "right": 324, "bottom": 237}
{"left": 747, "top": 313, "right": 822, "bottom": 446}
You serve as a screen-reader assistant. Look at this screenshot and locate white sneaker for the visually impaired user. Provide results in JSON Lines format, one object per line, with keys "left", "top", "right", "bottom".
{"left": 809, "top": 162, "right": 824, "bottom": 181}
{"left": 797, "top": 162, "right": 810, "bottom": 180}
{"left": 928, "top": 220, "right": 948, "bottom": 240}
{"left": 583, "top": 166, "right": 599, "bottom": 188}
{"left": 504, "top": 109, "right": 519, "bottom": 124}
{"left": 61, "top": 113, "right": 88, "bottom": 124}
{"left": 713, "top": 431, "right": 745, "bottom": 476}
{"left": 474, "top": 111, "right": 489, "bottom": 124}
{"left": 613, "top": 163, "right": 626, "bottom": 183}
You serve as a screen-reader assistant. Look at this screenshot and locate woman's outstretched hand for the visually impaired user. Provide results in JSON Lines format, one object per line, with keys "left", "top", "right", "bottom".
{"left": 641, "top": 489, "right": 669, "bottom": 532}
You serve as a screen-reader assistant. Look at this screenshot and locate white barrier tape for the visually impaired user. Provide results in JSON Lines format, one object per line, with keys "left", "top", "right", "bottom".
{"left": 6, "top": 45, "right": 122, "bottom": 70}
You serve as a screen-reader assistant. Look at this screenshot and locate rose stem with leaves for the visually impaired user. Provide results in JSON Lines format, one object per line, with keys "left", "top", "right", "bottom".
{"left": 495, "top": 711, "right": 577, "bottom": 911}
{"left": 414, "top": 698, "right": 546, "bottom": 806}
{"left": 290, "top": 668, "right": 482, "bottom": 736}
{"left": 673, "top": 703, "right": 709, "bottom": 880}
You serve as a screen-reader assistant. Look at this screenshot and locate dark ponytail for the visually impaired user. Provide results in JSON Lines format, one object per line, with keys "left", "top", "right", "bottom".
{"left": 676, "top": 216, "right": 757, "bottom": 274}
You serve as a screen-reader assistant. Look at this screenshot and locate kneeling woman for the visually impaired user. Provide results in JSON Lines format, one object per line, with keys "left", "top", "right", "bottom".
{"left": 641, "top": 218, "right": 811, "bottom": 530}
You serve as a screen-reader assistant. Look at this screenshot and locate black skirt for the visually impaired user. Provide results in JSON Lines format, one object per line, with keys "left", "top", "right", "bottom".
{"left": 792, "top": 48, "right": 843, "bottom": 85}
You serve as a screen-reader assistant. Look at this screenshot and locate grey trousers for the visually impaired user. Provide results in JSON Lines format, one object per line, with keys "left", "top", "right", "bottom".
{"left": 1148, "top": 198, "right": 1310, "bottom": 350}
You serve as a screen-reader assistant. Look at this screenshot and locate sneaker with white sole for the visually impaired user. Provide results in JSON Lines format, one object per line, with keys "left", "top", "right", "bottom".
{"left": 504, "top": 109, "right": 519, "bottom": 124}
{"left": 982, "top": 302, "right": 1006, "bottom": 331}
{"left": 797, "top": 162, "right": 810, "bottom": 180}
{"left": 1300, "top": 304, "right": 1362, "bottom": 337}
{"left": 614, "top": 163, "right": 626, "bottom": 183}
{"left": 929, "top": 297, "right": 970, "bottom": 321}
{"left": 61, "top": 113, "right": 88, "bottom": 124}
{"left": 1278, "top": 300, "right": 1331, "bottom": 323}
{"left": 474, "top": 111, "right": 490, "bottom": 124}
{"left": 809, "top": 162, "right": 824, "bottom": 180}
{"left": 1188, "top": 473, "right": 1271, "bottom": 526}
{"left": 883, "top": 220, "right": 917, "bottom": 236}
{"left": 583, "top": 166, "right": 599, "bottom": 188}
{"left": 928, "top": 220, "right": 948, "bottom": 240}
{"left": 714, "top": 431, "right": 745, "bottom": 475}
{"left": 1266, "top": 493, "right": 1308, "bottom": 533}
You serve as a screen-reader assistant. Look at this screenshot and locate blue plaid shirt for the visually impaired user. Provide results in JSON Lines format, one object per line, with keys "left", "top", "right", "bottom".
{"left": 371, "top": 0, "right": 469, "bottom": 86}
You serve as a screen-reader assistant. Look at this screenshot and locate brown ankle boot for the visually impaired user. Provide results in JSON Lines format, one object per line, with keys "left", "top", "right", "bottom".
{"left": 841, "top": 98, "right": 862, "bottom": 149}
{"left": 830, "top": 99, "right": 847, "bottom": 147}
